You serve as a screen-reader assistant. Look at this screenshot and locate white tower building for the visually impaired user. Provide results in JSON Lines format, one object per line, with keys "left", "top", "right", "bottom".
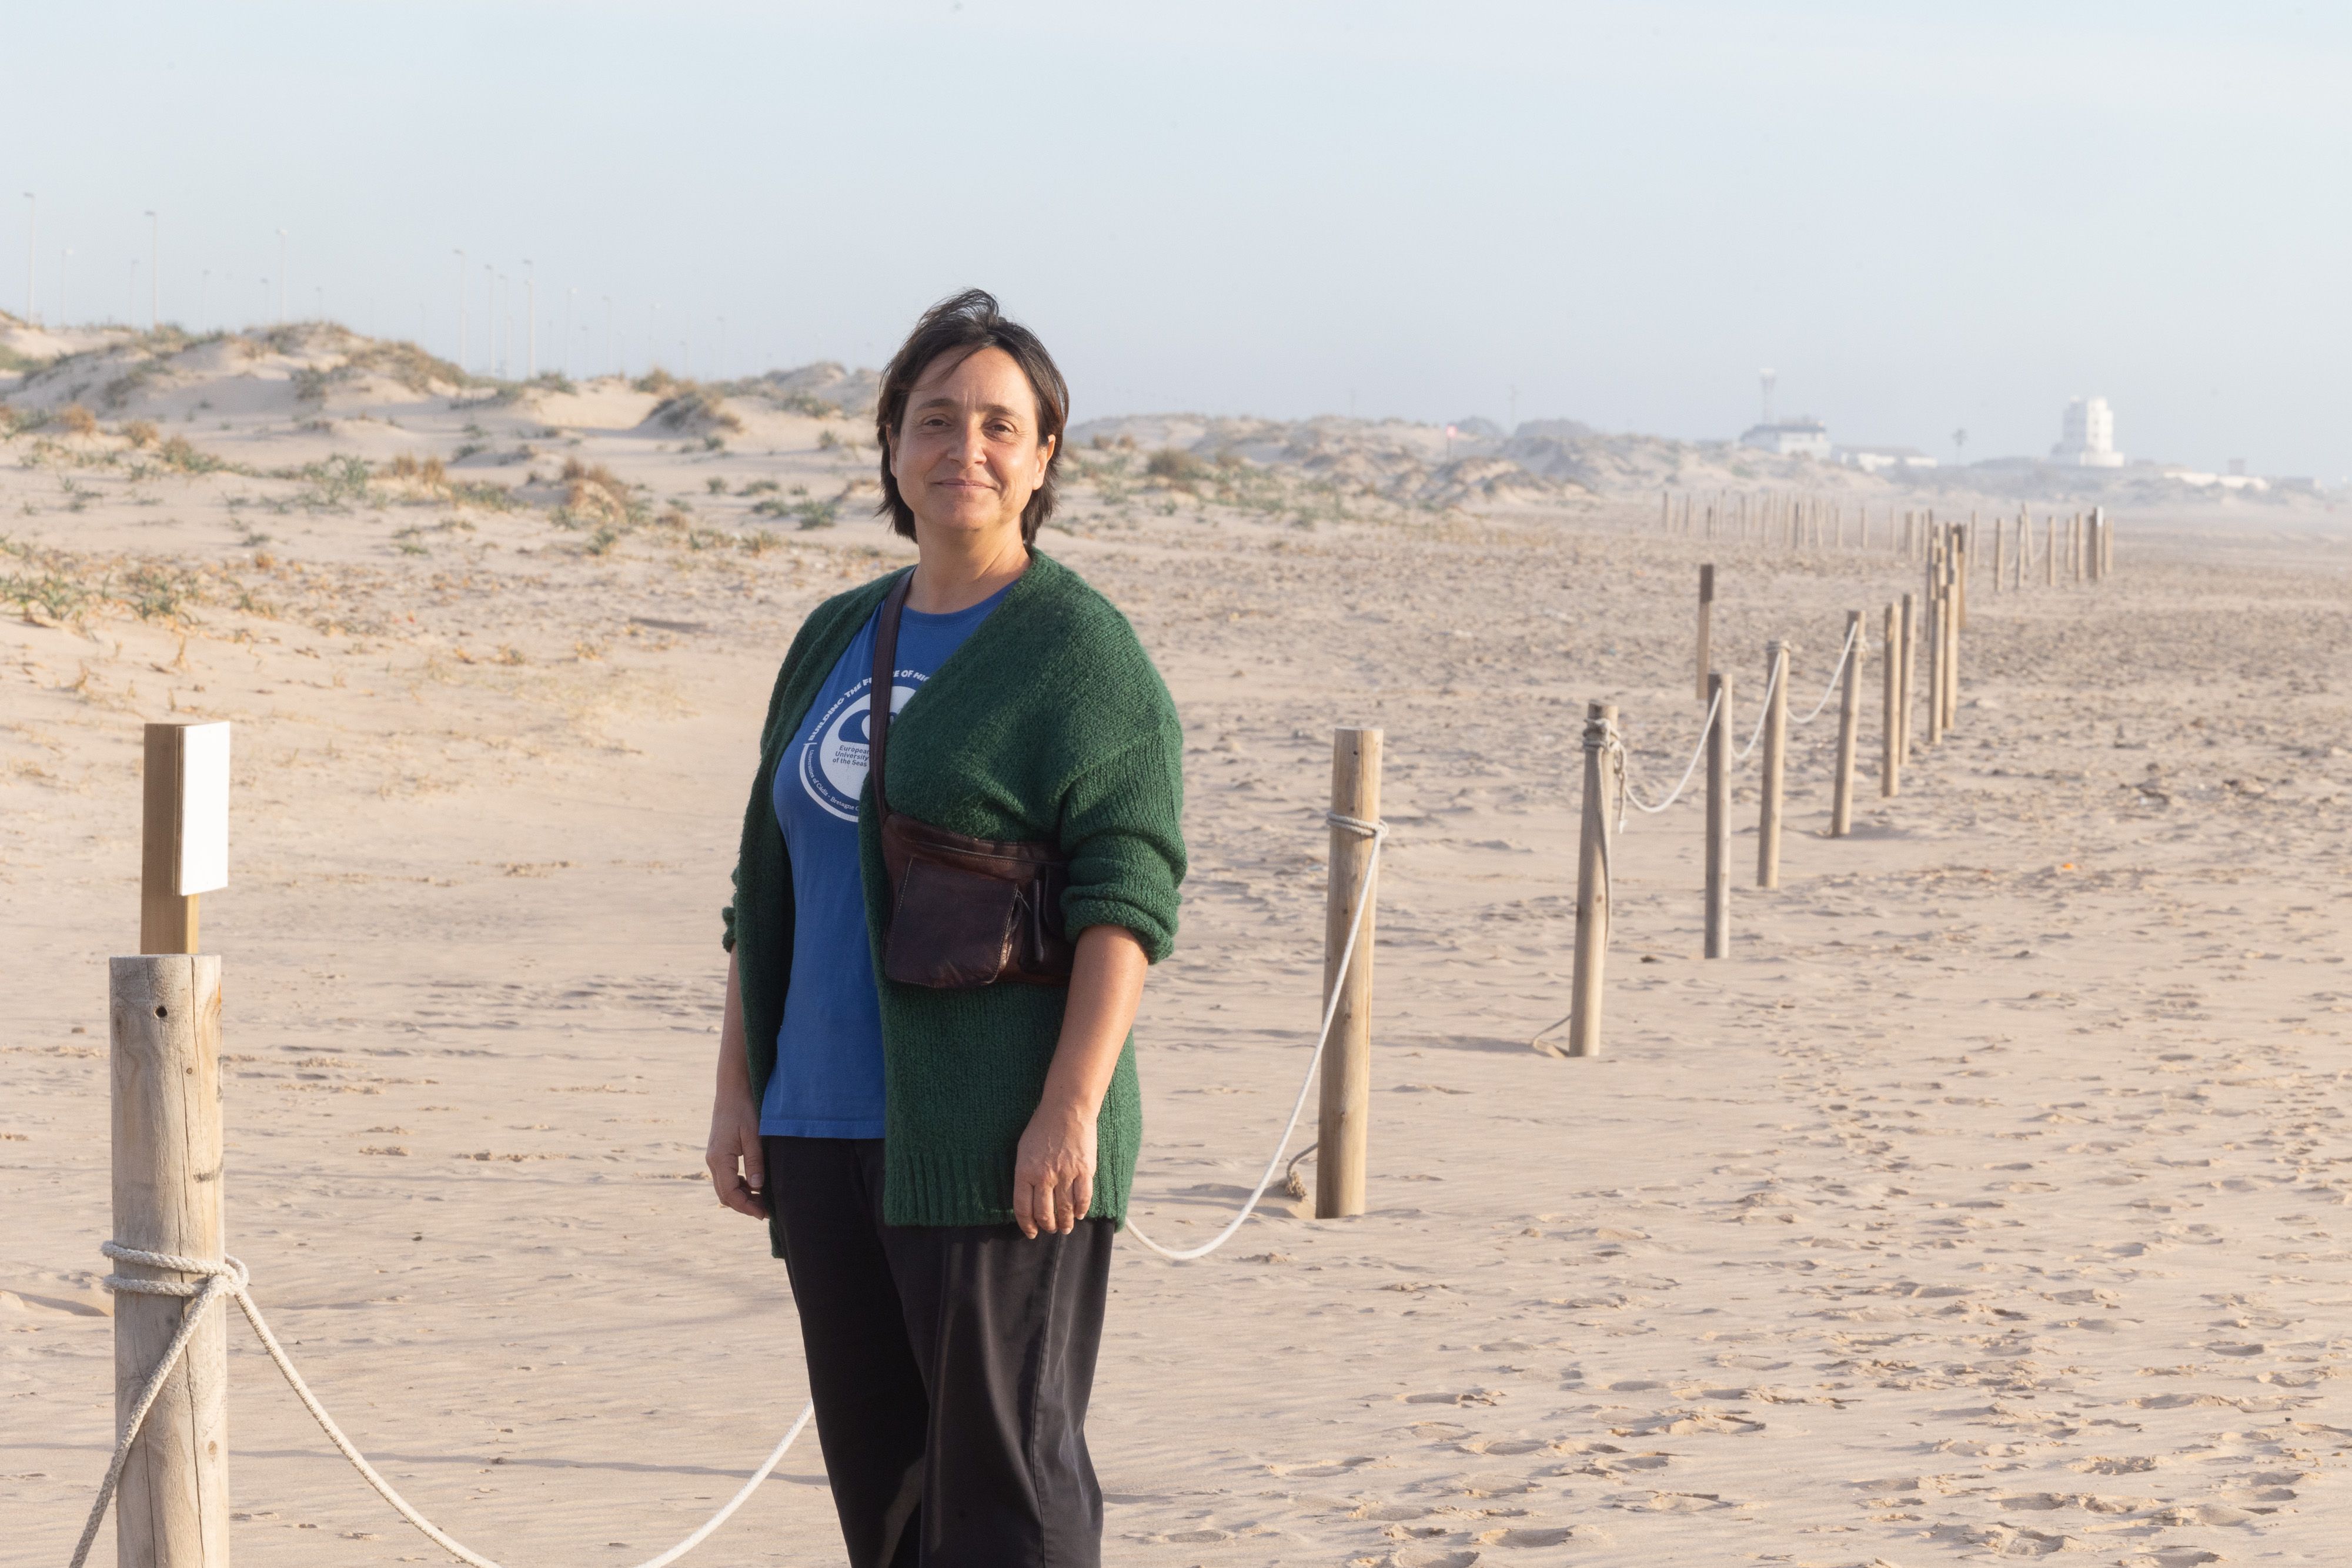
{"left": 2052, "top": 396, "right": 2124, "bottom": 467}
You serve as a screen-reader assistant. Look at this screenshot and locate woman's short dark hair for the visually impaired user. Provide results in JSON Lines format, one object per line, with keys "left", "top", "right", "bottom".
{"left": 874, "top": 289, "right": 1068, "bottom": 544}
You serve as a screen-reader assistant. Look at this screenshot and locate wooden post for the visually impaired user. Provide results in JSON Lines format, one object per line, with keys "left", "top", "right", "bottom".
{"left": 1879, "top": 604, "right": 1900, "bottom": 798}
{"left": 111, "top": 952, "right": 231, "bottom": 1567}
{"left": 1755, "top": 641, "right": 1788, "bottom": 888}
{"left": 2046, "top": 513, "right": 2057, "bottom": 587}
{"left": 1566, "top": 701, "right": 1615, "bottom": 1058}
{"left": 1832, "top": 609, "right": 1862, "bottom": 833}
{"left": 1923, "top": 543, "right": 1944, "bottom": 746}
{"left": 1943, "top": 547, "right": 1962, "bottom": 730}
{"left": 2103, "top": 508, "right": 2115, "bottom": 576}
{"left": 1703, "top": 671, "right": 1732, "bottom": 958}
{"left": 1695, "top": 563, "right": 1715, "bottom": 704}
{"left": 1992, "top": 517, "right": 2004, "bottom": 596}
{"left": 1897, "top": 591, "right": 1917, "bottom": 760}
{"left": 2088, "top": 506, "right": 2105, "bottom": 582}
{"left": 1317, "top": 727, "right": 1381, "bottom": 1219}
{"left": 1659, "top": 490, "right": 1669, "bottom": 532}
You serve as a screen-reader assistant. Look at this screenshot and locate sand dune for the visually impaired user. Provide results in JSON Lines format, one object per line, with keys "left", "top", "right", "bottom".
{"left": 4, "top": 329, "right": 2350, "bottom": 1565}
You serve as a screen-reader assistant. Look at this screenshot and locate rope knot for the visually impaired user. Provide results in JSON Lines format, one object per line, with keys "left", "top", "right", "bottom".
{"left": 99, "top": 1240, "right": 250, "bottom": 1298}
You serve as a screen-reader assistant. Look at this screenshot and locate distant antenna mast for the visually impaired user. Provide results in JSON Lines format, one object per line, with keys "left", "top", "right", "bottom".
{"left": 1759, "top": 369, "right": 1776, "bottom": 426}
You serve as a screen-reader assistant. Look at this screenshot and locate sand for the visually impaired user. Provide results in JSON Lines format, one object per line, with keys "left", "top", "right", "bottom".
{"left": 4, "top": 326, "right": 2351, "bottom": 1566}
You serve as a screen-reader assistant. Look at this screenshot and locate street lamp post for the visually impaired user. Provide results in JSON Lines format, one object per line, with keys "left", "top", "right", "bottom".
{"left": 481, "top": 263, "right": 492, "bottom": 375}
{"left": 564, "top": 286, "right": 575, "bottom": 379}
{"left": 523, "top": 259, "right": 535, "bottom": 379}
{"left": 144, "top": 210, "right": 157, "bottom": 331}
{"left": 275, "top": 229, "right": 287, "bottom": 324}
{"left": 21, "top": 192, "right": 32, "bottom": 324}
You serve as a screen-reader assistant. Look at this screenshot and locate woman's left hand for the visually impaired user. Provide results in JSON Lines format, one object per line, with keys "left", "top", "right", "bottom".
{"left": 1013, "top": 1101, "right": 1097, "bottom": 1238}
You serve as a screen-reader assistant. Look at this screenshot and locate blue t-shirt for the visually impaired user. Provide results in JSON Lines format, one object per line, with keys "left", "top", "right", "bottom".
{"left": 760, "top": 581, "right": 1011, "bottom": 1139}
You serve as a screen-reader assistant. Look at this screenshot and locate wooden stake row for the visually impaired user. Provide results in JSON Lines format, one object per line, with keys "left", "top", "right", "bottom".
{"left": 1655, "top": 493, "right": 2121, "bottom": 587}
{"left": 1572, "top": 511, "right": 2126, "bottom": 1055}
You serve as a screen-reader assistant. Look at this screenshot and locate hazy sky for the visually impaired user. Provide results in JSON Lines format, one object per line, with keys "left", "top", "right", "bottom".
{"left": 9, "top": 2, "right": 2347, "bottom": 477}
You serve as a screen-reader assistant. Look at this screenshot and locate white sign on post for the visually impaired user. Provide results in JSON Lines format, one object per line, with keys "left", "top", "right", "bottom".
{"left": 176, "top": 721, "right": 231, "bottom": 896}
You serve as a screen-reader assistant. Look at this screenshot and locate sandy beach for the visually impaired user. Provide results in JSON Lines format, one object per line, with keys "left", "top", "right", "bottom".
{"left": 5, "top": 323, "right": 2351, "bottom": 1566}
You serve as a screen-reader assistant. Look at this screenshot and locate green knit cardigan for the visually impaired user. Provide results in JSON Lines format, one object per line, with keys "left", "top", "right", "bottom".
{"left": 723, "top": 551, "right": 1186, "bottom": 1238}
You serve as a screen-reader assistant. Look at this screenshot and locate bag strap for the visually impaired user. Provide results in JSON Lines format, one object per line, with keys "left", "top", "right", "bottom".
{"left": 867, "top": 569, "right": 915, "bottom": 821}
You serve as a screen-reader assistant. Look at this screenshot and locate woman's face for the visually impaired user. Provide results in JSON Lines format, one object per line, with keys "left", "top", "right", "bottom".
{"left": 889, "top": 346, "right": 1055, "bottom": 548}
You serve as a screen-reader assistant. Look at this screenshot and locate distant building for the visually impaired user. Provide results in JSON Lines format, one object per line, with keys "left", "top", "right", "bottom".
{"left": 1740, "top": 418, "right": 1830, "bottom": 458}
{"left": 2156, "top": 464, "right": 2269, "bottom": 493}
{"left": 2052, "top": 396, "right": 2124, "bottom": 467}
{"left": 1835, "top": 444, "right": 1937, "bottom": 474}
{"left": 1740, "top": 368, "right": 1830, "bottom": 458}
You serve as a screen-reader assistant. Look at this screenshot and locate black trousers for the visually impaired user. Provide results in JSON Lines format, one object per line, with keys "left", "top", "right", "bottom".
{"left": 764, "top": 1136, "right": 1112, "bottom": 1568}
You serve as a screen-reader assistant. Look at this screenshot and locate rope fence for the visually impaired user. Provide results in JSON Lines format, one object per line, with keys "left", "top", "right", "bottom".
{"left": 1545, "top": 513, "right": 2117, "bottom": 1054}
{"left": 59, "top": 506, "right": 2124, "bottom": 1562}
{"left": 70, "top": 795, "right": 1392, "bottom": 1567}
{"left": 74, "top": 1242, "right": 816, "bottom": 1568}
{"left": 1124, "top": 811, "right": 1386, "bottom": 1261}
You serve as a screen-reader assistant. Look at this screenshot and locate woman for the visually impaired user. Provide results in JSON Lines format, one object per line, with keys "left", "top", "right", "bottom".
{"left": 706, "top": 289, "right": 1184, "bottom": 1567}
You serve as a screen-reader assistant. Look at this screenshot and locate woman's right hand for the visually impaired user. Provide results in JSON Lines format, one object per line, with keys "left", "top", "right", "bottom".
{"left": 706, "top": 950, "right": 770, "bottom": 1220}
{"left": 706, "top": 1084, "right": 769, "bottom": 1220}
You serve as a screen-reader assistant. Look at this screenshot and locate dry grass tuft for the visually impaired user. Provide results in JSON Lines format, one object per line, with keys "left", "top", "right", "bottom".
{"left": 1145, "top": 447, "right": 1208, "bottom": 489}
{"left": 385, "top": 452, "right": 452, "bottom": 496}
{"left": 155, "top": 435, "right": 228, "bottom": 473}
{"left": 647, "top": 385, "right": 744, "bottom": 436}
{"left": 344, "top": 339, "right": 469, "bottom": 394}
{"left": 560, "top": 457, "right": 633, "bottom": 526}
{"left": 121, "top": 419, "right": 158, "bottom": 449}
{"left": 59, "top": 404, "right": 98, "bottom": 437}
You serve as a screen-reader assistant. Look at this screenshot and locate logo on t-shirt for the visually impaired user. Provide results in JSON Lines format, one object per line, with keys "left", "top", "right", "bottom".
{"left": 798, "top": 675, "right": 922, "bottom": 821}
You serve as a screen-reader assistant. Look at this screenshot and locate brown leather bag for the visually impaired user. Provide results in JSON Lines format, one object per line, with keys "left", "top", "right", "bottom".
{"left": 868, "top": 571, "right": 1075, "bottom": 989}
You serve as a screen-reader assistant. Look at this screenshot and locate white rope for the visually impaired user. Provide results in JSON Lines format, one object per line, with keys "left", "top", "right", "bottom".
{"left": 1789, "top": 619, "right": 1859, "bottom": 726}
{"left": 74, "top": 1242, "right": 811, "bottom": 1568}
{"left": 1123, "top": 811, "right": 1387, "bottom": 1262}
{"left": 1730, "top": 654, "right": 1779, "bottom": 764}
{"left": 1619, "top": 687, "right": 1719, "bottom": 818}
